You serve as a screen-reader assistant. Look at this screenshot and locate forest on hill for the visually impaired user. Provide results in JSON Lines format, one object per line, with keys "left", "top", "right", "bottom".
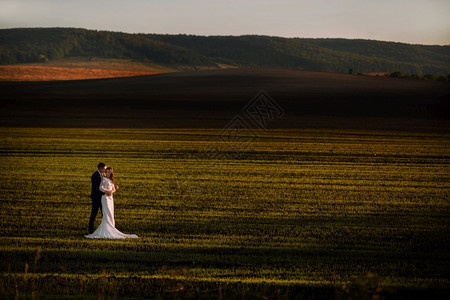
{"left": 0, "top": 27, "right": 449, "bottom": 75}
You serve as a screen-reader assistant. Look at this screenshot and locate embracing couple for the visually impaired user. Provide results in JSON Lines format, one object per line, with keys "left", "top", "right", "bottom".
{"left": 85, "top": 162, "right": 138, "bottom": 239}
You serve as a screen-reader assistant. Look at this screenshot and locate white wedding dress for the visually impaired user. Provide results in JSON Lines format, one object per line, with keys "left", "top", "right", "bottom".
{"left": 85, "top": 177, "right": 138, "bottom": 239}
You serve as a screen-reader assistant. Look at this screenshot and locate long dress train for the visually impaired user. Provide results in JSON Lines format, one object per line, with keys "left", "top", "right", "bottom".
{"left": 85, "top": 177, "right": 138, "bottom": 239}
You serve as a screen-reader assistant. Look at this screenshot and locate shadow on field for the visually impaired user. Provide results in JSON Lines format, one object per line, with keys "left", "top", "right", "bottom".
{"left": 2, "top": 272, "right": 449, "bottom": 299}
{"left": 1, "top": 68, "right": 449, "bottom": 131}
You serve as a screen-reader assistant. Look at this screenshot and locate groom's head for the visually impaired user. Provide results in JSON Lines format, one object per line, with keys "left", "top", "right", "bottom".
{"left": 97, "top": 162, "right": 107, "bottom": 173}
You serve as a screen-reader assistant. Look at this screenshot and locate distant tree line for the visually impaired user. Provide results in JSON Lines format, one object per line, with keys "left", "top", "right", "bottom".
{"left": 151, "top": 34, "right": 450, "bottom": 75}
{"left": 0, "top": 28, "right": 449, "bottom": 75}
{"left": 387, "top": 71, "right": 449, "bottom": 82}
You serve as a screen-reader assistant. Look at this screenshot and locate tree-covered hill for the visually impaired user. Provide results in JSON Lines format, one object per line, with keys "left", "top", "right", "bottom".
{"left": 0, "top": 28, "right": 216, "bottom": 68}
{"left": 0, "top": 27, "right": 449, "bottom": 75}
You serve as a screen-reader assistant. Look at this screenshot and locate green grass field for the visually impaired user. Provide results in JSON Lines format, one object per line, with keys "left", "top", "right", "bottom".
{"left": 0, "top": 127, "right": 449, "bottom": 298}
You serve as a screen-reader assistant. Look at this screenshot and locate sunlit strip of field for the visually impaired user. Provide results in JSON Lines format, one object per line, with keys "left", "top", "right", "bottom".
{"left": 0, "top": 66, "right": 163, "bottom": 81}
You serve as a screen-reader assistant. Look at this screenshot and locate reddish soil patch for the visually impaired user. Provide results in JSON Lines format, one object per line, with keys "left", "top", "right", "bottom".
{"left": 0, "top": 65, "right": 161, "bottom": 81}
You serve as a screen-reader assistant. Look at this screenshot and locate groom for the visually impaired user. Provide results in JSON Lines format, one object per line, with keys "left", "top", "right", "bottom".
{"left": 89, "top": 162, "right": 107, "bottom": 234}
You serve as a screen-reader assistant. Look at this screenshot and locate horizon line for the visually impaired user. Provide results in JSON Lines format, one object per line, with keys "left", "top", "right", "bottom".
{"left": 1, "top": 26, "right": 449, "bottom": 47}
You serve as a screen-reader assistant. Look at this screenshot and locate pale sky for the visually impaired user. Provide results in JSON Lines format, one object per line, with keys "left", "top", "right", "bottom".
{"left": 1, "top": 0, "right": 449, "bottom": 45}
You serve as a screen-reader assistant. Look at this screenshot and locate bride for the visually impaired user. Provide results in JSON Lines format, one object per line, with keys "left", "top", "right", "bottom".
{"left": 85, "top": 167, "right": 138, "bottom": 239}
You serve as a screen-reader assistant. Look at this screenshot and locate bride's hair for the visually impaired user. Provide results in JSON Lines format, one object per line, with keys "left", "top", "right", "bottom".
{"left": 107, "top": 167, "right": 115, "bottom": 184}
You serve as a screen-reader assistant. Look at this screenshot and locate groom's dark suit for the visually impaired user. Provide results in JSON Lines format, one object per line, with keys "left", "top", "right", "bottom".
{"left": 89, "top": 170, "right": 105, "bottom": 234}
